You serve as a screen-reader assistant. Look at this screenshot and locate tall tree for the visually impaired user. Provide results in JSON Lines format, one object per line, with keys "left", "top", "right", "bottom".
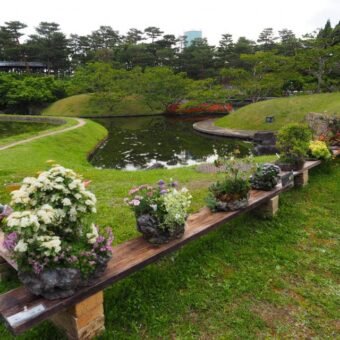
{"left": 257, "top": 28, "right": 277, "bottom": 51}
{"left": 26, "top": 22, "right": 69, "bottom": 73}
{"left": 144, "top": 27, "right": 163, "bottom": 43}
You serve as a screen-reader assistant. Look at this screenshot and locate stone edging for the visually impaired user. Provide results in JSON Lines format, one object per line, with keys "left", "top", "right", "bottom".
{"left": 193, "top": 118, "right": 274, "bottom": 140}
{"left": 0, "top": 115, "right": 66, "bottom": 125}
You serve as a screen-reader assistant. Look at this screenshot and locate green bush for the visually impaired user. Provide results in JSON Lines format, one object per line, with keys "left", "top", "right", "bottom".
{"left": 277, "top": 123, "right": 313, "bottom": 164}
{"left": 309, "top": 141, "right": 332, "bottom": 160}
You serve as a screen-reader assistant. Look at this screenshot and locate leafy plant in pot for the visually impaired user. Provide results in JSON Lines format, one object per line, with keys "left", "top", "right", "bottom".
{"left": 250, "top": 163, "right": 281, "bottom": 191}
{"left": 206, "top": 154, "right": 255, "bottom": 212}
{"left": 276, "top": 123, "right": 313, "bottom": 171}
{"left": 126, "top": 180, "right": 191, "bottom": 245}
{"left": 0, "top": 164, "right": 113, "bottom": 300}
{"left": 308, "top": 140, "right": 332, "bottom": 160}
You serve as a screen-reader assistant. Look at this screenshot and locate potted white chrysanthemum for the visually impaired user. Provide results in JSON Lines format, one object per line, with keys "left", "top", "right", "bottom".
{"left": 1, "top": 164, "right": 113, "bottom": 300}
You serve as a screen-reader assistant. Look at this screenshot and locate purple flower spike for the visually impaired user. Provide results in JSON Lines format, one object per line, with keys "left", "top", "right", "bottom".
{"left": 160, "top": 189, "right": 168, "bottom": 195}
{"left": 171, "top": 181, "right": 178, "bottom": 187}
{"left": 0, "top": 205, "right": 13, "bottom": 221}
{"left": 158, "top": 180, "right": 165, "bottom": 186}
{"left": 3, "top": 232, "right": 17, "bottom": 250}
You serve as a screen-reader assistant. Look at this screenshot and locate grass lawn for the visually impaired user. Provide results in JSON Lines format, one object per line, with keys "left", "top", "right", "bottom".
{"left": 0, "top": 118, "right": 339, "bottom": 339}
{"left": 216, "top": 92, "right": 340, "bottom": 131}
{"left": 42, "top": 94, "right": 163, "bottom": 117}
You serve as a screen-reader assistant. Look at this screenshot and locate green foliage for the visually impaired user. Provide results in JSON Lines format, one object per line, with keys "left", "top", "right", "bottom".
{"left": 277, "top": 123, "right": 313, "bottom": 163}
{"left": 4, "top": 76, "right": 66, "bottom": 114}
{"left": 309, "top": 141, "right": 332, "bottom": 160}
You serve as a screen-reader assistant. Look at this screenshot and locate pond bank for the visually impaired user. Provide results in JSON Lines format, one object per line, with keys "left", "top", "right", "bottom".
{"left": 193, "top": 118, "right": 264, "bottom": 140}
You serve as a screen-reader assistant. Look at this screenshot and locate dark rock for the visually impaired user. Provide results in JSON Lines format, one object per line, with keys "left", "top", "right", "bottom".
{"left": 146, "top": 163, "right": 165, "bottom": 170}
{"left": 18, "top": 268, "right": 81, "bottom": 300}
{"left": 253, "top": 132, "right": 276, "bottom": 145}
{"left": 253, "top": 145, "right": 279, "bottom": 155}
{"left": 280, "top": 171, "right": 294, "bottom": 187}
{"left": 137, "top": 214, "right": 185, "bottom": 245}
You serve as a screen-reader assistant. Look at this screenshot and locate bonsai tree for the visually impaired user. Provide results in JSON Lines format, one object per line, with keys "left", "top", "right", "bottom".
{"left": 276, "top": 123, "right": 313, "bottom": 170}
{"left": 206, "top": 153, "right": 255, "bottom": 212}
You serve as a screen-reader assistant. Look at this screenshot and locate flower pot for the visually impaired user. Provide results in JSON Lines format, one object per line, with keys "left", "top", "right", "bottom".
{"left": 280, "top": 171, "right": 294, "bottom": 188}
{"left": 136, "top": 214, "right": 185, "bottom": 245}
{"left": 212, "top": 192, "right": 250, "bottom": 212}
{"left": 18, "top": 256, "right": 111, "bottom": 300}
{"left": 276, "top": 160, "right": 305, "bottom": 172}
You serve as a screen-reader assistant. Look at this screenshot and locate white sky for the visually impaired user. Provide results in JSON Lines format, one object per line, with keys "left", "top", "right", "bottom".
{"left": 1, "top": 0, "right": 339, "bottom": 45}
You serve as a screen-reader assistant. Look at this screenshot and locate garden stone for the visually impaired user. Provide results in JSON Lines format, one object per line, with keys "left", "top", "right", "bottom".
{"left": 18, "top": 268, "right": 82, "bottom": 300}
{"left": 146, "top": 163, "right": 165, "bottom": 170}
{"left": 137, "top": 214, "right": 184, "bottom": 245}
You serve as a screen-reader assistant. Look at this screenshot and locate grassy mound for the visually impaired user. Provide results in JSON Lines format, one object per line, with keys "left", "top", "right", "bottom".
{"left": 42, "top": 93, "right": 162, "bottom": 117}
{"left": 216, "top": 92, "right": 340, "bottom": 131}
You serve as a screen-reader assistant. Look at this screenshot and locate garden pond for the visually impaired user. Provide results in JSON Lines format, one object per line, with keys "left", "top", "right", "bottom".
{"left": 0, "top": 121, "right": 53, "bottom": 139}
{"left": 90, "top": 115, "right": 251, "bottom": 170}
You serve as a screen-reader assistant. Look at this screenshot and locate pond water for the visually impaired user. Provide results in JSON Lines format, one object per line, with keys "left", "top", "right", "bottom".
{"left": 0, "top": 121, "right": 53, "bottom": 139}
{"left": 90, "top": 115, "right": 251, "bottom": 170}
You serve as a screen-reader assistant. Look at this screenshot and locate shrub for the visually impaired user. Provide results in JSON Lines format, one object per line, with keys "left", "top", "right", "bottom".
{"left": 277, "top": 123, "right": 313, "bottom": 164}
{"left": 309, "top": 141, "right": 332, "bottom": 160}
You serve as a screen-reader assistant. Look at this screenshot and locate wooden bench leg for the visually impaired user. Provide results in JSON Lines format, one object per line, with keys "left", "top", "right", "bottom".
{"left": 254, "top": 195, "right": 279, "bottom": 219}
{"left": 0, "top": 256, "right": 11, "bottom": 281}
{"left": 51, "top": 291, "right": 105, "bottom": 340}
{"left": 294, "top": 170, "right": 309, "bottom": 187}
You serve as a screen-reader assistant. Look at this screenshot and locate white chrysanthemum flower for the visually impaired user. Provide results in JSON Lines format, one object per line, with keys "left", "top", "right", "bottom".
{"left": 14, "top": 239, "right": 28, "bottom": 253}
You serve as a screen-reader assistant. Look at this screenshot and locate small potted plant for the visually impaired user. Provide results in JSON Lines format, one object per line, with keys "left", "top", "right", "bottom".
{"left": 206, "top": 154, "right": 255, "bottom": 212}
{"left": 250, "top": 163, "right": 281, "bottom": 191}
{"left": 276, "top": 123, "right": 313, "bottom": 171}
{"left": 126, "top": 180, "right": 191, "bottom": 245}
{"left": 0, "top": 164, "right": 113, "bottom": 300}
{"left": 308, "top": 140, "right": 332, "bottom": 160}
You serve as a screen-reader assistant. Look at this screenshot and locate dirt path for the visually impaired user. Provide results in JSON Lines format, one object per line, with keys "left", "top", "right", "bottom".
{"left": 0, "top": 118, "right": 86, "bottom": 151}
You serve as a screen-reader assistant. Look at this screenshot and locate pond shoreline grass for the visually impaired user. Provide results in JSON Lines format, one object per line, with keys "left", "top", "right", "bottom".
{"left": 0, "top": 118, "right": 339, "bottom": 339}
{"left": 216, "top": 92, "right": 340, "bottom": 131}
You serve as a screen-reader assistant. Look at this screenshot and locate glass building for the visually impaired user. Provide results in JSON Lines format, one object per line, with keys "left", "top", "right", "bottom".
{"left": 184, "top": 30, "right": 202, "bottom": 47}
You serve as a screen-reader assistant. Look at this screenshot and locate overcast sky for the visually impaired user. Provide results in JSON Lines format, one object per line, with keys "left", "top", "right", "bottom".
{"left": 1, "top": 0, "right": 339, "bottom": 44}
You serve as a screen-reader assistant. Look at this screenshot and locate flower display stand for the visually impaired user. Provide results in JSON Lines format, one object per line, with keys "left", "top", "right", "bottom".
{"left": 254, "top": 195, "right": 279, "bottom": 219}
{"left": 50, "top": 292, "right": 105, "bottom": 340}
{"left": 0, "top": 158, "right": 335, "bottom": 340}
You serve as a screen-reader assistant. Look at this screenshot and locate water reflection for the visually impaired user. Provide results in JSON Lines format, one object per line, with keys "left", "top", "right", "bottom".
{"left": 90, "top": 115, "right": 251, "bottom": 170}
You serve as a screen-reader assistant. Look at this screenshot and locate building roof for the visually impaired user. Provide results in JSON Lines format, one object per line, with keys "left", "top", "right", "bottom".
{"left": 0, "top": 61, "right": 46, "bottom": 68}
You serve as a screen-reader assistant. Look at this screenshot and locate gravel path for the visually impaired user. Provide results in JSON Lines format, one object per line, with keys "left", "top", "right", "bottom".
{"left": 0, "top": 118, "right": 86, "bottom": 151}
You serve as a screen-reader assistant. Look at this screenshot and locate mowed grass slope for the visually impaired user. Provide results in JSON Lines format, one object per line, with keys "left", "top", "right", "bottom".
{"left": 0, "top": 118, "right": 339, "bottom": 338}
{"left": 42, "top": 93, "right": 162, "bottom": 117}
{"left": 216, "top": 92, "right": 340, "bottom": 131}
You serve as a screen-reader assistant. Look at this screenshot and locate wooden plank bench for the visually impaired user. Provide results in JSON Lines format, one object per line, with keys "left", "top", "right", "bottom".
{"left": 0, "top": 159, "right": 329, "bottom": 339}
